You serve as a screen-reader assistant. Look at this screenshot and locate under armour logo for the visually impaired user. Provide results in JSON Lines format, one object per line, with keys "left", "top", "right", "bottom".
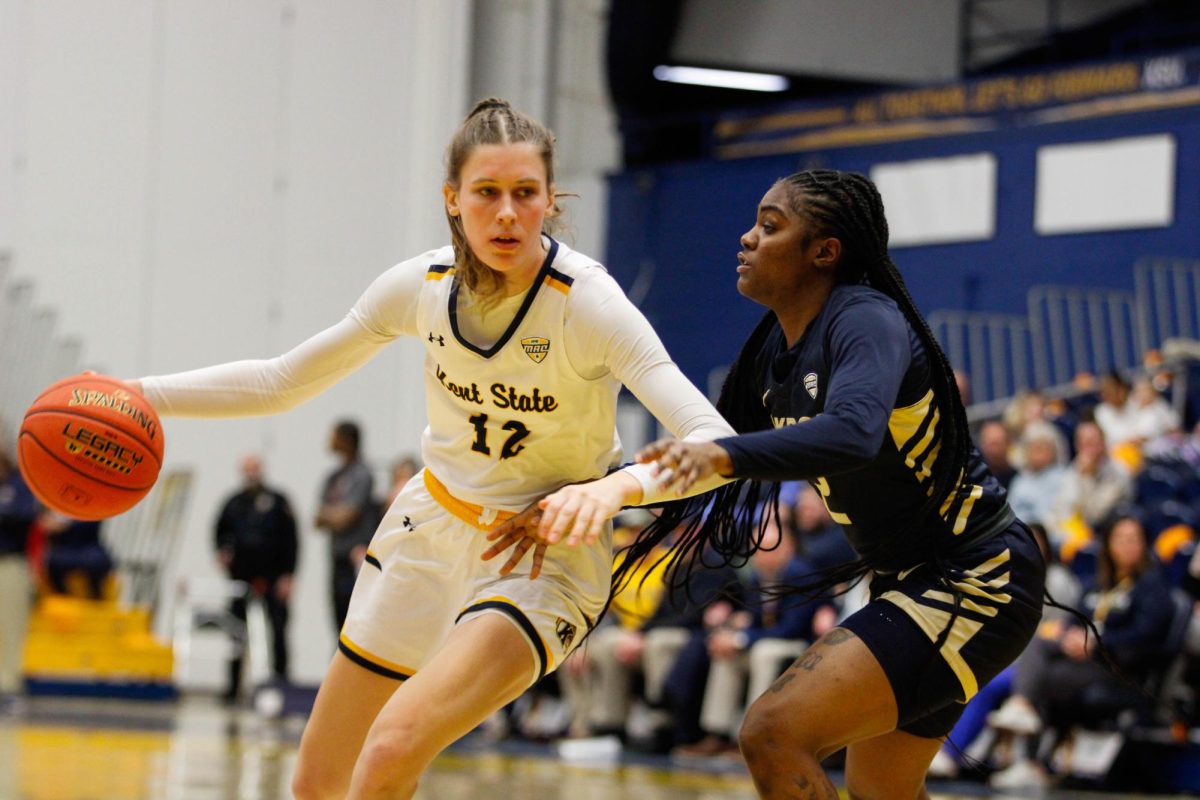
{"left": 427, "top": 332, "right": 445, "bottom": 346}
{"left": 402, "top": 516, "right": 415, "bottom": 531}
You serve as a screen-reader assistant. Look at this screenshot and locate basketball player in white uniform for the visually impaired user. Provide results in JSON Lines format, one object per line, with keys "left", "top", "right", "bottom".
{"left": 132, "top": 99, "right": 733, "bottom": 799}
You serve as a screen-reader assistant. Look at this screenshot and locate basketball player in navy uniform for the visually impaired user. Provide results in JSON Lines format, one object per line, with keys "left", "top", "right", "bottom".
{"left": 636, "top": 170, "right": 1045, "bottom": 798}
{"left": 131, "top": 99, "right": 734, "bottom": 799}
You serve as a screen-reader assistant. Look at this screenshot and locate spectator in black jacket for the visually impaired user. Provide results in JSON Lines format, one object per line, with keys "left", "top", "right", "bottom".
{"left": 215, "top": 454, "right": 298, "bottom": 702}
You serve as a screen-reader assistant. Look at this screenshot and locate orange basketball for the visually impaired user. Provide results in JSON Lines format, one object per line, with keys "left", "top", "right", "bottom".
{"left": 17, "top": 373, "right": 164, "bottom": 520}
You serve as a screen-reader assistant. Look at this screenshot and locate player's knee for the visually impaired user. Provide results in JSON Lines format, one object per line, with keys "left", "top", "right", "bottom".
{"left": 740, "top": 698, "right": 793, "bottom": 764}
{"left": 291, "top": 768, "right": 342, "bottom": 800}
{"left": 739, "top": 694, "right": 822, "bottom": 764}
{"left": 354, "top": 730, "right": 424, "bottom": 794}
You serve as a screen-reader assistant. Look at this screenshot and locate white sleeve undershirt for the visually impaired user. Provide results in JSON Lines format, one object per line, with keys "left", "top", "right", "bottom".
{"left": 141, "top": 252, "right": 735, "bottom": 507}
{"left": 563, "top": 267, "right": 735, "bottom": 506}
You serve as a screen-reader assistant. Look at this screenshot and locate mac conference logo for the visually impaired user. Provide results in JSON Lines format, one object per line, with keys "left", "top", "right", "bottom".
{"left": 804, "top": 372, "right": 819, "bottom": 398}
{"left": 521, "top": 337, "right": 550, "bottom": 364}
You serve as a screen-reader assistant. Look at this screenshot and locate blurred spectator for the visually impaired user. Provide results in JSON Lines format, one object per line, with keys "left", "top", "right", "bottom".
{"left": 1093, "top": 370, "right": 1135, "bottom": 447}
{"left": 214, "top": 454, "right": 298, "bottom": 702}
{"left": 1128, "top": 377, "right": 1181, "bottom": 444}
{"left": 1049, "top": 421, "right": 1133, "bottom": 555}
{"left": 1006, "top": 421, "right": 1068, "bottom": 528}
{"left": 978, "top": 419, "right": 1017, "bottom": 489}
{"left": 1182, "top": 546, "right": 1200, "bottom": 727}
{"left": 791, "top": 484, "right": 855, "bottom": 570}
{"left": 0, "top": 450, "right": 37, "bottom": 709}
{"left": 315, "top": 420, "right": 376, "bottom": 634}
{"left": 40, "top": 513, "right": 113, "bottom": 599}
{"left": 673, "top": 516, "right": 837, "bottom": 758}
{"left": 988, "top": 513, "right": 1176, "bottom": 789}
{"left": 383, "top": 455, "right": 420, "bottom": 511}
{"left": 560, "top": 525, "right": 740, "bottom": 752}
{"left": 1090, "top": 372, "right": 1179, "bottom": 473}
{"left": 1005, "top": 389, "right": 1077, "bottom": 461}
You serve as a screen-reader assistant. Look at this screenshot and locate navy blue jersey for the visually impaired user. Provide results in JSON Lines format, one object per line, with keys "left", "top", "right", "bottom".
{"left": 718, "top": 284, "right": 1010, "bottom": 568}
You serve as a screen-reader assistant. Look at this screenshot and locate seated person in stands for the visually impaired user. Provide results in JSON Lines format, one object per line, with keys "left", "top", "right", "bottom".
{"left": 1006, "top": 421, "right": 1067, "bottom": 528}
{"left": 978, "top": 419, "right": 1017, "bottom": 490}
{"left": 40, "top": 512, "right": 114, "bottom": 599}
{"left": 1049, "top": 422, "right": 1133, "bottom": 554}
{"left": 669, "top": 513, "right": 838, "bottom": 758}
{"left": 557, "top": 520, "right": 741, "bottom": 750}
{"left": 987, "top": 512, "right": 1177, "bottom": 788}
{"left": 790, "top": 484, "right": 855, "bottom": 570}
{"left": 1181, "top": 545, "right": 1200, "bottom": 727}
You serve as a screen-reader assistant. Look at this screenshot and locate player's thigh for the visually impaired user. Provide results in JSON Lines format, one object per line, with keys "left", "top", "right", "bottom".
{"left": 358, "top": 613, "right": 538, "bottom": 770}
{"left": 292, "top": 651, "right": 401, "bottom": 797}
{"left": 740, "top": 627, "right": 898, "bottom": 759}
{"left": 845, "top": 728, "right": 943, "bottom": 800}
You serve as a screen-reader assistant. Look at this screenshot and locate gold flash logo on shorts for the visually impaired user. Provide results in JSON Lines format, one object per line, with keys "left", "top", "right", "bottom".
{"left": 521, "top": 337, "right": 550, "bottom": 363}
{"left": 555, "top": 617, "right": 577, "bottom": 650}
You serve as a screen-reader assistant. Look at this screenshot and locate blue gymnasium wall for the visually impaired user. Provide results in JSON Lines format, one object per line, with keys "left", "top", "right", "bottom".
{"left": 605, "top": 105, "right": 1200, "bottom": 392}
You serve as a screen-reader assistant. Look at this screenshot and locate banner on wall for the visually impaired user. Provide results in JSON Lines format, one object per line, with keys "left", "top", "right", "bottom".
{"left": 714, "top": 50, "right": 1200, "bottom": 159}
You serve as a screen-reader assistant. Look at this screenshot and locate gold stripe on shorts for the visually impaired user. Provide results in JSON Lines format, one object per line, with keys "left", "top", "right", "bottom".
{"left": 423, "top": 470, "right": 517, "bottom": 531}
{"left": 338, "top": 633, "right": 417, "bottom": 681}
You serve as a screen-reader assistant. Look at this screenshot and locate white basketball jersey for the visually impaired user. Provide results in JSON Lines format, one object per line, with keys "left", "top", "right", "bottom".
{"left": 416, "top": 239, "right": 622, "bottom": 511}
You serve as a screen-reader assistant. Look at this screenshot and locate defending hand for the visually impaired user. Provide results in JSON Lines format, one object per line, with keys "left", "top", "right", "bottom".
{"left": 482, "top": 502, "right": 549, "bottom": 578}
{"left": 635, "top": 438, "right": 733, "bottom": 494}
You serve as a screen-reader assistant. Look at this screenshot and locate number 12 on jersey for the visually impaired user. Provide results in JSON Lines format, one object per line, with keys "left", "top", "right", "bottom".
{"left": 468, "top": 413, "right": 531, "bottom": 460}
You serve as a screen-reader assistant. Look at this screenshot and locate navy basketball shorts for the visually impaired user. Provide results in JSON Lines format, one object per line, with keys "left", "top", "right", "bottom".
{"left": 840, "top": 520, "right": 1045, "bottom": 738}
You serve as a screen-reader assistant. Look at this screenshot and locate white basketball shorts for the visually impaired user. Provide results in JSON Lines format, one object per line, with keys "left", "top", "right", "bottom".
{"left": 339, "top": 469, "right": 612, "bottom": 686}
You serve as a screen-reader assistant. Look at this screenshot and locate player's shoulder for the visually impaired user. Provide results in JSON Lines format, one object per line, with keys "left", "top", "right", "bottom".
{"left": 825, "top": 284, "right": 906, "bottom": 329}
{"left": 549, "top": 240, "right": 621, "bottom": 297}
{"left": 396, "top": 245, "right": 457, "bottom": 277}
{"left": 362, "top": 246, "right": 455, "bottom": 296}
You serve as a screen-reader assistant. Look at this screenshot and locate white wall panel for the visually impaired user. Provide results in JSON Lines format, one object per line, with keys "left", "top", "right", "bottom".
{"left": 7, "top": 0, "right": 471, "bottom": 685}
{"left": 15, "top": 0, "right": 156, "bottom": 374}
{"left": 1035, "top": 135, "right": 1176, "bottom": 235}
{"left": 872, "top": 153, "right": 997, "bottom": 247}
{"left": 0, "top": 0, "right": 22, "bottom": 251}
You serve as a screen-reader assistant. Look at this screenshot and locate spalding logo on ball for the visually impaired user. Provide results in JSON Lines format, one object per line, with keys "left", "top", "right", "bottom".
{"left": 18, "top": 373, "right": 164, "bottom": 520}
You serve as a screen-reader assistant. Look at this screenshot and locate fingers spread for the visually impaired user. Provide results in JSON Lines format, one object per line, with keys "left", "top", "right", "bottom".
{"left": 529, "top": 543, "right": 547, "bottom": 580}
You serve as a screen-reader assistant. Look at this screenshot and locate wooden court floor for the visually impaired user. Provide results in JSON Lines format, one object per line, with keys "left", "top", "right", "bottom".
{"left": 0, "top": 695, "right": 1183, "bottom": 800}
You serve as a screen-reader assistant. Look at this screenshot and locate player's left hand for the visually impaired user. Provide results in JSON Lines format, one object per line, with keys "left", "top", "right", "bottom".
{"left": 482, "top": 503, "right": 550, "bottom": 578}
{"left": 482, "top": 473, "right": 637, "bottom": 579}
{"left": 636, "top": 438, "right": 733, "bottom": 494}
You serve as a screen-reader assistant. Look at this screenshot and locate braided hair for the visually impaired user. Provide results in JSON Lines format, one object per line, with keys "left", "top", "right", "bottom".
{"left": 614, "top": 169, "right": 972, "bottom": 600}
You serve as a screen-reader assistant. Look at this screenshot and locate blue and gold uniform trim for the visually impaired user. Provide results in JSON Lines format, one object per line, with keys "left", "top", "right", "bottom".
{"left": 363, "top": 551, "right": 382, "bottom": 571}
{"left": 888, "top": 389, "right": 983, "bottom": 535}
{"left": 338, "top": 633, "right": 416, "bottom": 681}
{"left": 878, "top": 547, "right": 1014, "bottom": 700}
{"left": 426, "top": 263, "right": 454, "bottom": 280}
{"left": 456, "top": 597, "right": 551, "bottom": 682}
{"left": 889, "top": 389, "right": 942, "bottom": 485}
{"left": 543, "top": 267, "right": 574, "bottom": 295}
